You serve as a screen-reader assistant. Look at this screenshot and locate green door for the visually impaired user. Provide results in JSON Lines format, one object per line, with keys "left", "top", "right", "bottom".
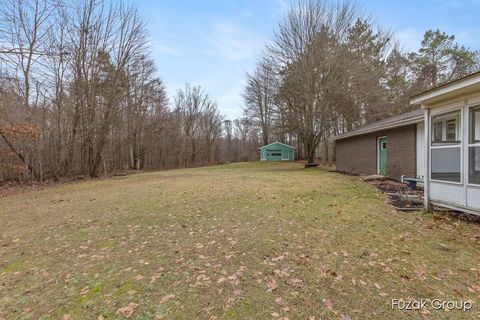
{"left": 378, "top": 137, "right": 387, "bottom": 175}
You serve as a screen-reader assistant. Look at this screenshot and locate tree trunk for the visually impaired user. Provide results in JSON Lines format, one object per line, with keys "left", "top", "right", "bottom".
{"left": 305, "top": 140, "right": 316, "bottom": 164}
{"left": 0, "top": 130, "right": 38, "bottom": 179}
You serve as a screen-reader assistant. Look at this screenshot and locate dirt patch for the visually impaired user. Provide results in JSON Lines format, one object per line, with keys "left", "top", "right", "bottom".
{"left": 367, "top": 178, "right": 480, "bottom": 223}
{"left": 0, "top": 181, "right": 61, "bottom": 198}
{"left": 337, "top": 170, "right": 358, "bottom": 177}
{"left": 367, "top": 179, "right": 423, "bottom": 211}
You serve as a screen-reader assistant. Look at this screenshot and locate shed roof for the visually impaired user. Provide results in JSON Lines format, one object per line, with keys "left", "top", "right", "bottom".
{"left": 332, "top": 109, "right": 424, "bottom": 141}
{"left": 258, "top": 142, "right": 296, "bottom": 150}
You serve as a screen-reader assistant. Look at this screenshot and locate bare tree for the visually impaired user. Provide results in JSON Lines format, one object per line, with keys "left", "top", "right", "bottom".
{"left": 175, "top": 84, "right": 222, "bottom": 167}
{"left": 242, "top": 57, "right": 278, "bottom": 146}
{"left": 200, "top": 104, "right": 224, "bottom": 164}
{"left": 0, "top": 0, "right": 58, "bottom": 178}
{"left": 269, "top": 0, "right": 357, "bottom": 164}
{"left": 223, "top": 119, "right": 233, "bottom": 160}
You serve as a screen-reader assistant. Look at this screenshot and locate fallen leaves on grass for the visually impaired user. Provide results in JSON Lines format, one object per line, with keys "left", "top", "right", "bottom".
{"left": 116, "top": 302, "right": 138, "bottom": 318}
{"left": 322, "top": 298, "right": 333, "bottom": 309}
{"left": 285, "top": 277, "right": 303, "bottom": 288}
{"left": 193, "top": 273, "right": 211, "bottom": 287}
{"left": 80, "top": 286, "right": 90, "bottom": 296}
{"left": 469, "top": 283, "right": 480, "bottom": 294}
{"left": 266, "top": 278, "right": 277, "bottom": 292}
{"left": 382, "top": 266, "right": 392, "bottom": 273}
{"left": 271, "top": 254, "right": 285, "bottom": 262}
{"left": 233, "top": 288, "right": 242, "bottom": 296}
{"left": 3, "top": 162, "right": 480, "bottom": 319}
{"left": 273, "top": 269, "right": 290, "bottom": 278}
{"left": 414, "top": 267, "right": 428, "bottom": 281}
{"left": 160, "top": 294, "right": 175, "bottom": 304}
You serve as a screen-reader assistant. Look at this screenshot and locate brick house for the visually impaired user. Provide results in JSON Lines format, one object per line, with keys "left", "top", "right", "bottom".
{"left": 333, "top": 72, "right": 480, "bottom": 215}
{"left": 333, "top": 109, "right": 425, "bottom": 181}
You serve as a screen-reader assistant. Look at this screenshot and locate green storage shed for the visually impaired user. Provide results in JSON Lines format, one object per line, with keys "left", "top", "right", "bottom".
{"left": 259, "top": 142, "right": 295, "bottom": 161}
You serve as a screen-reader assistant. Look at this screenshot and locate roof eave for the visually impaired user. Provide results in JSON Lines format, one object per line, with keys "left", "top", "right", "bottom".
{"left": 410, "top": 73, "right": 480, "bottom": 107}
{"left": 332, "top": 115, "right": 423, "bottom": 141}
{"left": 259, "top": 141, "right": 296, "bottom": 149}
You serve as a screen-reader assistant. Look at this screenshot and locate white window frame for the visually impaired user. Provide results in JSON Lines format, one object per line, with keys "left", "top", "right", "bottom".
{"left": 430, "top": 108, "right": 463, "bottom": 185}
{"left": 446, "top": 119, "right": 457, "bottom": 141}
{"left": 433, "top": 121, "right": 443, "bottom": 142}
{"left": 432, "top": 111, "right": 460, "bottom": 144}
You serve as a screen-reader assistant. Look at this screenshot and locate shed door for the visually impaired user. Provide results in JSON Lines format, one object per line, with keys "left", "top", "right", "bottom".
{"left": 282, "top": 149, "right": 290, "bottom": 160}
{"left": 378, "top": 137, "right": 387, "bottom": 175}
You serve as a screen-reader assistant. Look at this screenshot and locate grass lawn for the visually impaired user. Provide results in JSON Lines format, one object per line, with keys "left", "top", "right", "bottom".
{"left": 1, "top": 162, "right": 479, "bottom": 319}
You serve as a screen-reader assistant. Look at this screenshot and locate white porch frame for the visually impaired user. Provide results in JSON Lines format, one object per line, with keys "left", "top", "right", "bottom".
{"left": 424, "top": 109, "right": 430, "bottom": 211}
{"left": 411, "top": 71, "right": 480, "bottom": 215}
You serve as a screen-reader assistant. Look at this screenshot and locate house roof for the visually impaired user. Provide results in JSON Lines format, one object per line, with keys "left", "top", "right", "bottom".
{"left": 258, "top": 141, "right": 296, "bottom": 150}
{"left": 410, "top": 71, "right": 480, "bottom": 107}
{"left": 332, "top": 109, "right": 424, "bottom": 141}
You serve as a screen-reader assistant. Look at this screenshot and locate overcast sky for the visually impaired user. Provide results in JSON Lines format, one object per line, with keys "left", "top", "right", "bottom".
{"left": 138, "top": 0, "right": 480, "bottom": 120}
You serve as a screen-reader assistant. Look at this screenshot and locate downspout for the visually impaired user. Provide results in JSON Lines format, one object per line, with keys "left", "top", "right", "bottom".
{"left": 424, "top": 107, "right": 431, "bottom": 212}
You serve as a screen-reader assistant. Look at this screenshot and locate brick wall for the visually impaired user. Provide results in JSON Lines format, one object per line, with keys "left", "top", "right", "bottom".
{"left": 335, "top": 124, "right": 417, "bottom": 181}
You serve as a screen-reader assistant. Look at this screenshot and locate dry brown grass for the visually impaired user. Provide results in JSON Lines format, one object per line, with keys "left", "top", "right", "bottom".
{"left": 0, "top": 162, "right": 479, "bottom": 319}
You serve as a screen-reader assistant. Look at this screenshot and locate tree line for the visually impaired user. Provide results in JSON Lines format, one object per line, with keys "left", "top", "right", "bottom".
{"left": 0, "top": 0, "right": 261, "bottom": 182}
{"left": 242, "top": 0, "right": 480, "bottom": 164}
{"left": 1, "top": 0, "right": 479, "bottom": 182}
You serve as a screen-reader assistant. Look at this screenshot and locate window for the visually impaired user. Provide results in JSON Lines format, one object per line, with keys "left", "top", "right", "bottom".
{"left": 469, "top": 106, "right": 480, "bottom": 185}
{"left": 431, "top": 110, "right": 461, "bottom": 183}
{"left": 433, "top": 122, "right": 443, "bottom": 142}
{"left": 432, "top": 111, "right": 460, "bottom": 144}
{"left": 446, "top": 119, "right": 457, "bottom": 141}
{"left": 267, "top": 150, "right": 281, "bottom": 157}
{"left": 468, "top": 147, "right": 480, "bottom": 184}
{"left": 381, "top": 141, "right": 387, "bottom": 150}
{"left": 470, "top": 106, "right": 480, "bottom": 144}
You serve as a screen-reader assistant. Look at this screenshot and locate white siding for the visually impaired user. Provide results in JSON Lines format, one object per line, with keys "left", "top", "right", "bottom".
{"left": 416, "top": 122, "right": 425, "bottom": 178}
{"left": 430, "top": 181, "right": 464, "bottom": 206}
{"left": 467, "top": 187, "right": 480, "bottom": 209}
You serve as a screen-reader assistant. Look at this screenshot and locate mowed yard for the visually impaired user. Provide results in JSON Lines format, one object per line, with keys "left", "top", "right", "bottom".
{"left": 0, "top": 162, "right": 479, "bottom": 320}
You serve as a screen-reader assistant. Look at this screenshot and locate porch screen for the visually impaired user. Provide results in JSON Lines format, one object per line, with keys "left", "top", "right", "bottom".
{"left": 431, "top": 148, "right": 461, "bottom": 182}
{"left": 469, "top": 106, "right": 480, "bottom": 184}
{"left": 431, "top": 110, "right": 461, "bottom": 183}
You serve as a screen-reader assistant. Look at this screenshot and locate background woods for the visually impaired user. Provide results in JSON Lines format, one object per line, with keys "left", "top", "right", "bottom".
{"left": 0, "top": 0, "right": 479, "bottom": 182}
{"left": 0, "top": 0, "right": 259, "bottom": 182}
